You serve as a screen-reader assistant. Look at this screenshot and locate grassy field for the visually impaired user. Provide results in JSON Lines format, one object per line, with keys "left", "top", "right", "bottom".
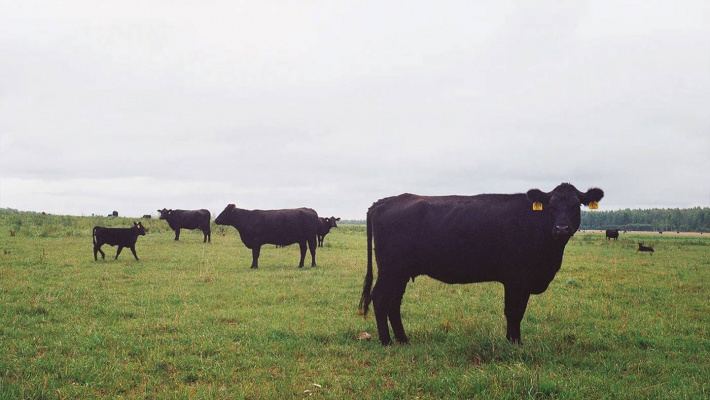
{"left": 1, "top": 213, "right": 708, "bottom": 399}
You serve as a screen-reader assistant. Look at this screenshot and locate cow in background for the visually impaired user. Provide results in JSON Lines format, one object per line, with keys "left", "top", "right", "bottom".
{"left": 637, "top": 243, "right": 654, "bottom": 254}
{"left": 93, "top": 222, "right": 146, "bottom": 261}
{"left": 359, "top": 183, "right": 604, "bottom": 346}
{"left": 317, "top": 216, "right": 340, "bottom": 247}
{"left": 215, "top": 204, "right": 319, "bottom": 269}
{"left": 605, "top": 229, "right": 619, "bottom": 240}
{"left": 158, "top": 208, "right": 211, "bottom": 242}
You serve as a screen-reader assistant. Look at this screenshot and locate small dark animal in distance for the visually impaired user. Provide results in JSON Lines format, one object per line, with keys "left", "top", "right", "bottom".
{"left": 637, "top": 243, "right": 654, "bottom": 255}
{"left": 142, "top": 214, "right": 152, "bottom": 219}
{"left": 605, "top": 229, "right": 619, "bottom": 240}
{"left": 93, "top": 222, "right": 146, "bottom": 261}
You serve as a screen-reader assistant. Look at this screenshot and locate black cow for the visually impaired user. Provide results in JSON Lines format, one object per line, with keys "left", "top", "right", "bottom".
{"left": 605, "top": 229, "right": 619, "bottom": 240}
{"left": 637, "top": 243, "right": 654, "bottom": 254}
{"left": 93, "top": 222, "right": 146, "bottom": 261}
{"left": 142, "top": 214, "right": 152, "bottom": 219}
{"left": 358, "top": 182, "right": 604, "bottom": 346}
{"left": 317, "top": 216, "right": 340, "bottom": 247}
{"left": 214, "top": 204, "right": 319, "bottom": 269}
{"left": 157, "top": 208, "right": 211, "bottom": 242}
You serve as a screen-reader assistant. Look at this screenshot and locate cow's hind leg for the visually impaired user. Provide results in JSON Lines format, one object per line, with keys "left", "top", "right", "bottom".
{"left": 504, "top": 285, "right": 530, "bottom": 344}
{"left": 174, "top": 229, "right": 180, "bottom": 241}
{"left": 94, "top": 244, "right": 105, "bottom": 260}
{"left": 371, "top": 275, "right": 407, "bottom": 345}
{"left": 388, "top": 279, "right": 410, "bottom": 344}
{"left": 308, "top": 236, "right": 317, "bottom": 266}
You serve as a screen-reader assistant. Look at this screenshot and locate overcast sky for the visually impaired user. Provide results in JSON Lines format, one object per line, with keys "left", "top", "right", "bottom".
{"left": 1, "top": 1, "right": 708, "bottom": 219}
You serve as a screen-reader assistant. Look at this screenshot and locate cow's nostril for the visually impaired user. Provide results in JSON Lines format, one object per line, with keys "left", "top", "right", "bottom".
{"left": 554, "top": 225, "right": 571, "bottom": 235}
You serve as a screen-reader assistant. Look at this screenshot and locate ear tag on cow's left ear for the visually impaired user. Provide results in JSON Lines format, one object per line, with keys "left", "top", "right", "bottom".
{"left": 588, "top": 201, "right": 599, "bottom": 210}
{"left": 532, "top": 202, "right": 543, "bottom": 211}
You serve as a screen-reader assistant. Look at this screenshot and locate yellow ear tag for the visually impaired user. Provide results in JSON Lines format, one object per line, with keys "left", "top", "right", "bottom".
{"left": 588, "top": 201, "right": 599, "bottom": 210}
{"left": 532, "top": 202, "right": 543, "bottom": 211}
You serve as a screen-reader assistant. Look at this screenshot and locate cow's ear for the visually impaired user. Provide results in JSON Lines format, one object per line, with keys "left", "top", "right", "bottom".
{"left": 336, "top": 218, "right": 341, "bottom": 221}
{"left": 526, "top": 188, "right": 551, "bottom": 205}
{"left": 579, "top": 188, "right": 604, "bottom": 205}
{"left": 227, "top": 204, "right": 236, "bottom": 211}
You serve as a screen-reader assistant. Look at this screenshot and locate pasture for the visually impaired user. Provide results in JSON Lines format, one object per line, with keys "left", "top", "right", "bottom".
{"left": 1, "top": 213, "right": 708, "bottom": 399}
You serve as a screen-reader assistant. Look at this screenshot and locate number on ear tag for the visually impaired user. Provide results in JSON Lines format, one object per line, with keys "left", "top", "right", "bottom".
{"left": 532, "top": 202, "right": 543, "bottom": 211}
{"left": 588, "top": 201, "right": 599, "bottom": 210}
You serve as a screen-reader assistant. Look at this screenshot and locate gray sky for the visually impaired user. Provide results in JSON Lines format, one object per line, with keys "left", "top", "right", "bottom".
{"left": 1, "top": 1, "right": 708, "bottom": 219}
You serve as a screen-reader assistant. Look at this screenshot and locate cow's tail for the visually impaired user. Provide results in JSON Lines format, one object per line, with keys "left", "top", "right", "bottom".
{"left": 358, "top": 209, "right": 374, "bottom": 317}
{"left": 92, "top": 226, "right": 98, "bottom": 245}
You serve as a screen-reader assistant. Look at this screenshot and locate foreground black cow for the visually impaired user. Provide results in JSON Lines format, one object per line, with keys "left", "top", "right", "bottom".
{"left": 157, "top": 208, "right": 211, "bottom": 242}
{"left": 317, "top": 216, "right": 341, "bottom": 247}
{"left": 605, "top": 229, "right": 619, "bottom": 240}
{"left": 359, "top": 182, "right": 604, "bottom": 345}
{"left": 93, "top": 222, "right": 146, "bottom": 261}
{"left": 215, "top": 204, "right": 319, "bottom": 269}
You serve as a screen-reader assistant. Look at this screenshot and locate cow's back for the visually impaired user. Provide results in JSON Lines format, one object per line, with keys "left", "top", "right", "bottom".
{"left": 167, "top": 209, "right": 210, "bottom": 229}
{"left": 238, "top": 207, "right": 319, "bottom": 246}
{"left": 370, "top": 193, "right": 556, "bottom": 285}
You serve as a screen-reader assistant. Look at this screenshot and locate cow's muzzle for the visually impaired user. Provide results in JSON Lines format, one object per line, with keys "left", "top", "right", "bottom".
{"left": 553, "top": 225, "right": 573, "bottom": 238}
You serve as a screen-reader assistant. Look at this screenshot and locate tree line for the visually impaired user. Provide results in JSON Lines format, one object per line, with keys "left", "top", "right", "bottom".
{"left": 581, "top": 207, "right": 710, "bottom": 232}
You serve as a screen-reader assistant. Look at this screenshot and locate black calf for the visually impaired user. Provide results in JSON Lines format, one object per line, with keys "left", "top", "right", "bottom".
{"left": 93, "top": 222, "right": 147, "bottom": 261}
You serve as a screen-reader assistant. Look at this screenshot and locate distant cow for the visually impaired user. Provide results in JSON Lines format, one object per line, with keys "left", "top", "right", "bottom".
{"left": 605, "top": 229, "right": 619, "bottom": 240}
{"left": 157, "top": 208, "right": 211, "bottom": 242}
{"left": 215, "top": 204, "right": 319, "bottom": 269}
{"left": 637, "top": 243, "right": 654, "bottom": 255}
{"left": 93, "top": 222, "right": 146, "bottom": 261}
{"left": 142, "top": 214, "right": 152, "bottom": 219}
{"left": 317, "top": 216, "right": 340, "bottom": 247}
{"left": 108, "top": 211, "right": 118, "bottom": 217}
{"left": 359, "top": 182, "right": 604, "bottom": 346}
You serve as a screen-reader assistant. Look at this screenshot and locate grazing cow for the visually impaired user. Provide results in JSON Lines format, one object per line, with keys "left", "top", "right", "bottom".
{"left": 637, "top": 243, "right": 654, "bottom": 255}
{"left": 214, "top": 204, "right": 319, "bottom": 269}
{"left": 317, "top": 216, "right": 341, "bottom": 247}
{"left": 93, "top": 222, "right": 146, "bottom": 261}
{"left": 142, "top": 214, "right": 152, "bottom": 219}
{"left": 359, "top": 182, "right": 604, "bottom": 346}
{"left": 605, "top": 229, "right": 619, "bottom": 240}
{"left": 157, "top": 208, "right": 211, "bottom": 242}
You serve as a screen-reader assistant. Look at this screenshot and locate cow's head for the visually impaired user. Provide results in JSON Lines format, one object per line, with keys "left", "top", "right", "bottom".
{"left": 325, "top": 216, "right": 341, "bottom": 228}
{"left": 134, "top": 221, "right": 147, "bottom": 236}
{"left": 214, "top": 204, "right": 237, "bottom": 226}
{"left": 526, "top": 183, "right": 604, "bottom": 240}
{"left": 157, "top": 208, "right": 172, "bottom": 220}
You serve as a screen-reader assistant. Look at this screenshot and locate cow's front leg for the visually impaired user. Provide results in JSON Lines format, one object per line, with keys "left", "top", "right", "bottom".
{"left": 115, "top": 246, "right": 124, "bottom": 260}
{"left": 174, "top": 229, "right": 180, "bottom": 241}
{"left": 129, "top": 246, "right": 139, "bottom": 261}
{"left": 250, "top": 246, "right": 260, "bottom": 269}
{"left": 504, "top": 285, "right": 530, "bottom": 344}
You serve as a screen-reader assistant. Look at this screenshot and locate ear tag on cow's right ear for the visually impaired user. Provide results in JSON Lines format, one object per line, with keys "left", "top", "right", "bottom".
{"left": 588, "top": 201, "right": 599, "bottom": 210}
{"left": 532, "top": 202, "right": 543, "bottom": 211}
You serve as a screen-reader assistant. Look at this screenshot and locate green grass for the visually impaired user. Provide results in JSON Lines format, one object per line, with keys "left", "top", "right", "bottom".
{"left": 1, "top": 213, "right": 708, "bottom": 399}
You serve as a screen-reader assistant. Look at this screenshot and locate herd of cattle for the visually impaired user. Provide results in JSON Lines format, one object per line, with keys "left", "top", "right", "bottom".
{"left": 93, "top": 182, "right": 616, "bottom": 346}
{"left": 92, "top": 206, "right": 341, "bottom": 265}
